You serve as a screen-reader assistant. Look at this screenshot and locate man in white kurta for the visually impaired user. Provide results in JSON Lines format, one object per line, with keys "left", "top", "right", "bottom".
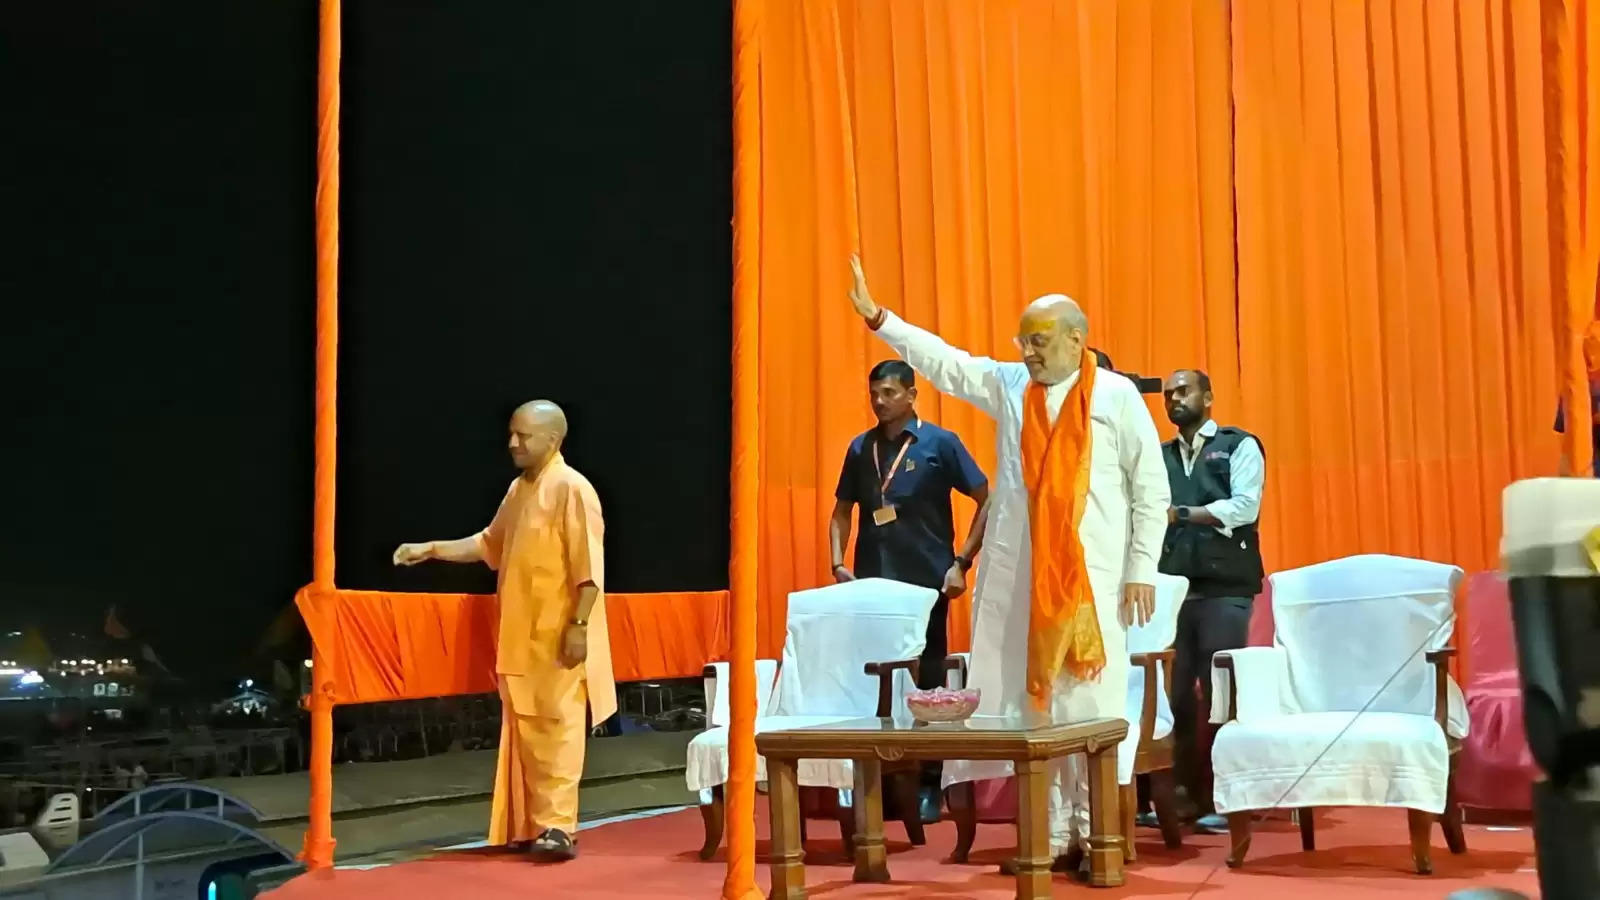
{"left": 848, "top": 257, "right": 1170, "bottom": 858}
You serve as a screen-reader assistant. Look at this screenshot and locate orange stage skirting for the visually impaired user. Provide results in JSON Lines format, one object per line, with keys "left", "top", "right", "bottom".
{"left": 295, "top": 589, "right": 732, "bottom": 704}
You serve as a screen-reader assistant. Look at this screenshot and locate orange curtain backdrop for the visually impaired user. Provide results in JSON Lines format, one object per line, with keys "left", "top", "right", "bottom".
{"left": 1552, "top": 0, "right": 1599, "bottom": 476}
{"left": 1231, "top": 0, "right": 1566, "bottom": 591}
{"left": 750, "top": 0, "right": 1238, "bottom": 659}
{"left": 294, "top": 590, "right": 729, "bottom": 704}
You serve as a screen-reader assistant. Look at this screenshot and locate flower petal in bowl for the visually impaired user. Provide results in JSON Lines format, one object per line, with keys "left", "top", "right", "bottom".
{"left": 905, "top": 687, "right": 981, "bottom": 722}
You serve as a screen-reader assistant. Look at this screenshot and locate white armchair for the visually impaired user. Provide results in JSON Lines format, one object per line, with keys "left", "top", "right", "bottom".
{"left": 1210, "top": 554, "right": 1469, "bottom": 874}
{"left": 686, "top": 578, "right": 938, "bottom": 860}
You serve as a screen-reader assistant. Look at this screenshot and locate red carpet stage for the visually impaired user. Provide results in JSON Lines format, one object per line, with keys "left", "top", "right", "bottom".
{"left": 267, "top": 801, "right": 1538, "bottom": 899}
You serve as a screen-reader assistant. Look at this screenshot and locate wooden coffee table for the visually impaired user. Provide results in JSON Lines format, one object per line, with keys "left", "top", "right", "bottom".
{"left": 755, "top": 714, "right": 1128, "bottom": 900}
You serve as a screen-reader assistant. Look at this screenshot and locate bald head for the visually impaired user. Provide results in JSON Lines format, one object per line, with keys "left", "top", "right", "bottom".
{"left": 508, "top": 400, "right": 568, "bottom": 472}
{"left": 1021, "top": 294, "right": 1088, "bottom": 338}
{"left": 1015, "top": 294, "right": 1089, "bottom": 384}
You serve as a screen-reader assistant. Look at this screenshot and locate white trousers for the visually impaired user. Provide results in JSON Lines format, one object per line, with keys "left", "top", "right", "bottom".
{"left": 1046, "top": 661, "right": 1127, "bottom": 854}
{"left": 1046, "top": 585, "right": 1129, "bottom": 856}
{"left": 943, "top": 580, "right": 1131, "bottom": 857}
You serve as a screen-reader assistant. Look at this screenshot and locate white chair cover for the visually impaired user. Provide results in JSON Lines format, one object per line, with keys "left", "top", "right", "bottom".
{"left": 1118, "top": 573, "right": 1188, "bottom": 784}
{"left": 1210, "top": 554, "right": 1467, "bottom": 815}
{"left": 704, "top": 659, "right": 779, "bottom": 728}
{"left": 686, "top": 578, "right": 937, "bottom": 792}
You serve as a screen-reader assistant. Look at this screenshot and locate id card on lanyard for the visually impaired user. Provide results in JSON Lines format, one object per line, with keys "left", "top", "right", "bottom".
{"left": 872, "top": 430, "right": 915, "bottom": 526}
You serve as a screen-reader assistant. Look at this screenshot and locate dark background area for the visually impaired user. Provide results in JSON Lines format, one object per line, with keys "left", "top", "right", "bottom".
{"left": 0, "top": 1, "right": 732, "bottom": 690}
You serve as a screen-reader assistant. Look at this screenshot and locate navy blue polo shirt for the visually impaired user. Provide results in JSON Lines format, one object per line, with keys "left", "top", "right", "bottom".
{"left": 835, "top": 419, "right": 987, "bottom": 589}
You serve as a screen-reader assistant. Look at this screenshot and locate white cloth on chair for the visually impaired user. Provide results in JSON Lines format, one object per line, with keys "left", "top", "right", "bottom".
{"left": 1210, "top": 554, "right": 1467, "bottom": 815}
{"left": 1118, "top": 573, "right": 1187, "bottom": 785}
{"left": 685, "top": 578, "right": 937, "bottom": 793}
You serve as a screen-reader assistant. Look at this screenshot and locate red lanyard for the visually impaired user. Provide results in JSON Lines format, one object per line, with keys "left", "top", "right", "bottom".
{"left": 872, "top": 432, "right": 915, "bottom": 498}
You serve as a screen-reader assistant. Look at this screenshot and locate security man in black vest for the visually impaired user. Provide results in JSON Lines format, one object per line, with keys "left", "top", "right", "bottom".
{"left": 1155, "top": 369, "right": 1265, "bottom": 832}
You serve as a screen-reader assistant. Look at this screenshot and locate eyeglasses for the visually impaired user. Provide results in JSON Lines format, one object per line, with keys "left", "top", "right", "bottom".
{"left": 1013, "top": 333, "right": 1053, "bottom": 352}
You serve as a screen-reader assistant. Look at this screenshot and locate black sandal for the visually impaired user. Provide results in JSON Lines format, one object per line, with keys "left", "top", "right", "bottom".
{"left": 530, "top": 828, "right": 577, "bottom": 861}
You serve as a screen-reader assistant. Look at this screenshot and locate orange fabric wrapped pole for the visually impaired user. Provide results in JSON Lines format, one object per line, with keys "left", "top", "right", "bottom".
{"left": 302, "top": 0, "right": 341, "bottom": 872}
{"left": 724, "top": 0, "right": 762, "bottom": 896}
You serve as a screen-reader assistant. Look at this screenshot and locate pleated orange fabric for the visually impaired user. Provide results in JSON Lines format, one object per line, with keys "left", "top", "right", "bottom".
{"left": 1549, "top": 0, "right": 1599, "bottom": 476}
{"left": 1230, "top": 0, "right": 1569, "bottom": 595}
{"left": 746, "top": 0, "right": 1238, "bottom": 662}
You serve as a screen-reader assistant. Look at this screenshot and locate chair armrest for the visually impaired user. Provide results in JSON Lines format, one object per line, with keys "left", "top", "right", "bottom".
{"left": 1129, "top": 649, "right": 1175, "bottom": 737}
{"left": 1210, "top": 647, "right": 1288, "bottom": 724}
{"left": 865, "top": 658, "right": 922, "bottom": 717}
{"left": 944, "top": 654, "right": 968, "bottom": 689}
{"left": 1425, "top": 647, "right": 1456, "bottom": 733}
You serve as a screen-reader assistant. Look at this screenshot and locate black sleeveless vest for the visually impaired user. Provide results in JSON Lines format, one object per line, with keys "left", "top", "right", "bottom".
{"left": 1158, "top": 426, "right": 1266, "bottom": 598}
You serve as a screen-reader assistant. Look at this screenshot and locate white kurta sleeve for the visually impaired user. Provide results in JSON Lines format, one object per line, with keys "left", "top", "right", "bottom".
{"left": 1202, "top": 436, "right": 1264, "bottom": 530}
{"left": 873, "top": 311, "right": 1003, "bottom": 419}
{"left": 1117, "top": 384, "right": 1170, "bottom": 586}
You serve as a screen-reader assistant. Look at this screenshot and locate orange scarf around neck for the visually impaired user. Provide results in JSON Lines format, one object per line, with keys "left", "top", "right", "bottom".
{"left": 1021, "top": 348, "right": 1104, "bottom": 709}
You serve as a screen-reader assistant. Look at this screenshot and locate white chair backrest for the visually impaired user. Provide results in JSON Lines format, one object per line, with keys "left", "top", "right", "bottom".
{"left": 706, "top": 659, "right": 779, "bottom": 728}
{"left": 772, "top": 578, "right": 938, "bottom": 718}
{"left": 1270, "top": 554, "right": 1462, "bottom": 718}
{"left": 1127, "top": 573, "right": 1188, "bottom": 655}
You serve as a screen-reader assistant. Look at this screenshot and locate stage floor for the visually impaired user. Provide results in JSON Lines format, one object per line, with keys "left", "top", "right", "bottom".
{"left": 265, "top": 801, "right": 1539, "bottom": 899}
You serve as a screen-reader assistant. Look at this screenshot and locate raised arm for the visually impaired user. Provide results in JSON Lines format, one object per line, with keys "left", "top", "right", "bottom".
{"left": 849, "top": 255, "right": 1002, "bottom": 417}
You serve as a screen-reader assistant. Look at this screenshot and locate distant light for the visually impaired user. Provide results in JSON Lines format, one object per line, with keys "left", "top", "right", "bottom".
{"left": 18, "top": 671, "right": 42, "bottom": 685}
{"left": 209, "top": 881, "right": 218, "bottom": 900}
{"left": 303, "top": 659, "right": 314, "bottom": 669}
{"left": 6, "top": 631, "right": 20, "bottom": 637}
{"left": 120, "top": 658, "right": 129, "bottom": 665}
{"left": 64, "top": 660, "right": 76, "bottom": 666}
{"left": 0, "top": 668, "right": 22, "bottom": 676}
{"left": 244, "top": 678, "right": 254, "bottom": 688}
{"left": 83, "top": 659, "right": 95, "bottom": 665}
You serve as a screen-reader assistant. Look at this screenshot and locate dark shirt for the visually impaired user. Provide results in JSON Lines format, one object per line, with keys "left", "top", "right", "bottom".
{"left": 1555, "top": 386, "right": 1600, "bottom": 476}
{"left": 835, "top": 419, "right": 987, "bottom": 590}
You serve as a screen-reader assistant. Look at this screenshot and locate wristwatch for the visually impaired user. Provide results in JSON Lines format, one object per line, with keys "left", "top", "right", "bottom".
{"left": 954, "top": 555, "right": 973, "bottom": 572}
{"left": 1176, "top": 507, "right": 1191, "bottom": 522}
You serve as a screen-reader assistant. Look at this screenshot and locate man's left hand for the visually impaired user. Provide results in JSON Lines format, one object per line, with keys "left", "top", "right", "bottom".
{"left": 941, "top": 562, "right": 968, "bottom": 599}
{"left": 1121, "top": 583, "right": 1155, "bottom": 628}
{"left": 559, "top": 624, "right": 588, "bottom": 667}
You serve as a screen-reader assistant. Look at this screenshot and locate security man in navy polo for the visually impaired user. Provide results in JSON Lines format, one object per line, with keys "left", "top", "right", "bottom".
{"left": 1155, "top": 369, "right": 1265, "bottom": 833}
{"left": 830, "top": 359, "right": 989, "bottom": 823}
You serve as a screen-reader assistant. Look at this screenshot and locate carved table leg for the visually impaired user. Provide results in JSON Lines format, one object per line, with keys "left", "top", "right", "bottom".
{"left": 851, "top": 757, "right": 890, "bottom": 882}
{"left": 1014, "top": 759, "right": 1053, "bottom": 900}
{"left": 767, "top": 756, "right": 806, "bottom": 899}
{"left": 1086, "top": 745, "right": 1126, "bottom": 887}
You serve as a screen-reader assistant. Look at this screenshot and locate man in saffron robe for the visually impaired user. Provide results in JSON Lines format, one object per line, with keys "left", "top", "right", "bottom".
{"left": 848, "top": 256, "right": 1170, "bottom": 864}
{"left": 394, "top": 399, "right": 615, "bottom": 861}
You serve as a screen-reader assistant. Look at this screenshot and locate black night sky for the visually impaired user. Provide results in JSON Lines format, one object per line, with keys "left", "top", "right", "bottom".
{"left": 0, "top": 2, "right": 733, "bottom": 689}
